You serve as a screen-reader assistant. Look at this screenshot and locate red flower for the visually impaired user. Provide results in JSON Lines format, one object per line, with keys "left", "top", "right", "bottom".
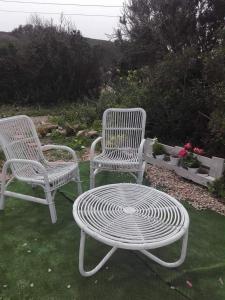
{"left": 193, "top": 147, "right": 204, "bottom": 155}
{"left": 178, "top": 148, "right": 187, "bottom": 157}
{"left": 184, "top": 142, "right": 192, "bottom": 150}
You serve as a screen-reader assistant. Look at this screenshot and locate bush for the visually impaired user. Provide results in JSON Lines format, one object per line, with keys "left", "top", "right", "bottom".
{"left": 50, "top": 103, "right": 99, "bottom": 129}
{"left": 0, "top": 18, "right": 101, "bottom": 105}
{"left": 99, "top": 46, "right": 225, "bottom": 157}
{"left": 153, "top": 141, "right": 165, "bottom": 156}
{"left": 208, "top": 172, "right": 225, "bottom": 202}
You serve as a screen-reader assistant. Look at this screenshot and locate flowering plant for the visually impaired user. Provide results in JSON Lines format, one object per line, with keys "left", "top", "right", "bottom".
{"left": 178, "top": 142, "right": 204, "bottom": 168}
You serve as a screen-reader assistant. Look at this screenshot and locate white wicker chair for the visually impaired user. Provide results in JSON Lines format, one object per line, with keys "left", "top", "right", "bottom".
{"left": 90, "top": 108, "right": 146, "bottom": 188}
{"left": 0, "top": 115, "right": 82, "bottom": 223}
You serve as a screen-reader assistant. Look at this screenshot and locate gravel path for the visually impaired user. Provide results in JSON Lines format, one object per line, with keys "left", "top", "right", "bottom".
{"left": 146, "top": 165, "right": 225, "bottom": 216}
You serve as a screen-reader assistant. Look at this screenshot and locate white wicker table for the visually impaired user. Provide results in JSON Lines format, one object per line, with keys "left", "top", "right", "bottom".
{"left": 73, "top": 183, "right": 189, "bottom": 277}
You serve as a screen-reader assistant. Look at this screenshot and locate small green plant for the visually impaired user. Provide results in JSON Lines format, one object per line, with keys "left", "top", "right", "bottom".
{"left": 153, "top": 141, "right": 165, "bottom": 156}
{"left": 66, "top": 137, "right": 89, "bottom": 151}
{"left": 182, "top": 152, "right": 201, "bottom": 168}
{"left": 92, "top": 119, "right": 102, "bottom": 132}
{"left": 208, "top": 172, "right": 225, "bottom": 202}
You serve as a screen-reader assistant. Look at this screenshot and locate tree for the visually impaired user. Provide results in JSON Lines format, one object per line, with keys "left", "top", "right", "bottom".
{"left": 116, "top": 0, "right": 225, "bottom": 69}
{"left": 113, "top": 0, "right": 225, "bottom": 156}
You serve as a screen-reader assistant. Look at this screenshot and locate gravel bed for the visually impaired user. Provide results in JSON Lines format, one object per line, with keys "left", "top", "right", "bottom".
{"left": 146, "top": 164, "right": 225, "bottom": 216}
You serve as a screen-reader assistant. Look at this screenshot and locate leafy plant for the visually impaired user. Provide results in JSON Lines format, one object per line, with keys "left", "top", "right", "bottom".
{"left": 92, "top": 119, "right": 102, "bottom": 132}
{"left": 153, "top": 141, "right": 165, "bottom": 156}
{"left": 208, "top": 172, "right": 225, "bottom": 202}
{"left": 182, "top": 152, "right": 201, "bottom": 168}
{"left": 51, "top": 129, "right": 90, "bottom": 151}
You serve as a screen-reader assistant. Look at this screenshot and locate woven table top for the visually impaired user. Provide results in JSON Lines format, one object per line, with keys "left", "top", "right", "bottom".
{"left": 73, "top": 183, "right": 189, "bottom": 250}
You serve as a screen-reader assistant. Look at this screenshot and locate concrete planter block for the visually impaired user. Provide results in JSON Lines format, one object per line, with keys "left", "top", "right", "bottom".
{"left": 144, "top": 138, "right": 225, "bottom": 187}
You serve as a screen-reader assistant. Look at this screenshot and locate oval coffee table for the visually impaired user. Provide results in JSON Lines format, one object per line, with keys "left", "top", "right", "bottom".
{"left": 73, "top": 183, "right": 189, "bottom": 277}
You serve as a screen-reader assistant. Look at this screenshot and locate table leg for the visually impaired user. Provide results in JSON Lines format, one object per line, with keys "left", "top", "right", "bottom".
{"left": 140, "top": 230, "right": 189, "bottom": 268}
{"left": 78, "top": 230, "right": 117, "bottom": 277}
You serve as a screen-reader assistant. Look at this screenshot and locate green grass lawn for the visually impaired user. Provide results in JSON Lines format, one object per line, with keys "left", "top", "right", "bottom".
{"left": 0, "top": 162, "right": 224, "bottom": 300}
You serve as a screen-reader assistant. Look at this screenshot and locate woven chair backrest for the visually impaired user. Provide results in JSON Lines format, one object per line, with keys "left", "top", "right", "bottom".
{"left": 102, "top": 108, "right": 146, "bottom": 151}
{"left": 0, "top": 115, "right": 44, "bottom": 175}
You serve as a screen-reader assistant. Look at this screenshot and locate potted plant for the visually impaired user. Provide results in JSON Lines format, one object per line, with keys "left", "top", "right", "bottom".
{"left": 178, "top": 142, "right": 203, "bottom": 174}
{"left": 153, "top": 140, "right": 166, "bottom": 160}
{"left": 183, "top": 152, "right": 201, "bottom": 173}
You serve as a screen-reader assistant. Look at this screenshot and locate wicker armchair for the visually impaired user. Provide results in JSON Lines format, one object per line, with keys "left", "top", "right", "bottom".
{"left": 90, "top": 108, "right": 146, "bottom": 188}
{"left": 0, "top": 115, "right": 82, "bottom": 223}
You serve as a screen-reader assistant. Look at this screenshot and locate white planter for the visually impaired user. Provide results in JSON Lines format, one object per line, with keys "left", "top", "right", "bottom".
{"left": 170, "top": 156, "right": 179, "bottom": 166}
{"left": 155, "top": 154, "right": 165, "bottom": 160}
{"left": 198, "top": 173, "right": 208, "bottom": 177}
{"left": 188, "top": 167, "right": 199, "bottom": 174}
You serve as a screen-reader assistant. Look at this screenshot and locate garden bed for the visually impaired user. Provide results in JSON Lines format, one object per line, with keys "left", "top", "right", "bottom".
{"left": 144, "top": 139, "right": 225, "bottom": 187}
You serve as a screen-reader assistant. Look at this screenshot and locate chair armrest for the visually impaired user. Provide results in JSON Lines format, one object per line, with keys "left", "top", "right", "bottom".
{"left": 3, "top": 159, "right": 48, "bottom": 178}
{"left": 41, "top": 144, "right": 78, "bottom": 162}
{"left": 138, "top": 139, "right": 146, "bottom": 162}
{"left": 90, "top": 137, "right": 102, "bottom": 161}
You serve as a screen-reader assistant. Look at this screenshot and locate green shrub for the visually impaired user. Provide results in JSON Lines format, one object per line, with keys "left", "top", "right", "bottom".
{"left": 50, "top": 103, "right": 99, "bottom": 129}
{"left": 153, "top": 141, "right": 165, "bottom": 156}
{"left": 0, "top": 19, "right": 101, "bottom": 105}
{"left": 92, "top": 119, "right": 102, "bottom": 132}
{"left": 51, "top": 130, "right": 89, "bottom": 151}
{"left": 208, "top": 172, "right": 225, "bottom": 202}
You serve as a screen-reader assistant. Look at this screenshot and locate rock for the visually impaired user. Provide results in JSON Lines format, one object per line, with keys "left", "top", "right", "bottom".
{"left": 86, "top": 130, "right": 98, "bottom": 138}
{"left": 77, "top": 130, "right": 88, "bottom": 137}
{"left": 77, "top": 129, "right": 99, "bottom": 138}
{"left": 31, "top": 116, "right": 49, "bottom": 126}
{"left": 37, "top": 123, "right": 58, "bottom": 137}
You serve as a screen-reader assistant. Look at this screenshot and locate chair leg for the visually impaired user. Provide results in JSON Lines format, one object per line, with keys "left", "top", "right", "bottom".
{"left": 137, "top": 162, "right": 146, "bottom": 184}
{"left": 76, "top": 169, "right": 82, "bottom": 195}
{"left": 90, "top": 166, "right": 95, "bottom": 189}
{"left": 137, "top": 171, "right": 144, "bottom": 184}
{"left": 0, "top": 164, "right": 8, "bottom": 210}
{"left": 0, "top": 173, "right": 6, "bottom": 210}
{"left": 45, "top": 190, "right": 57, "bottom": 224}
{"left": 77, "top": 181, "right": 82, "bottom": 195}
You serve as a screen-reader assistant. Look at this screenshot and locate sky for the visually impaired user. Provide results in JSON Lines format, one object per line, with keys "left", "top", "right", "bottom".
{"left": 0, "top": 0, "right": 124, "bottom": 40}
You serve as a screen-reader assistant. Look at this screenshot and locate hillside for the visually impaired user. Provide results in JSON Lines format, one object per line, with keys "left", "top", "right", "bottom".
{"left": 86, "top": 37, "right": 121, "bottom": 69}
{"left": 0, "top": 31, "right": 120, "bottom": 69}
{"left": 0, "top": 31, "right": 18, "bottom": 43}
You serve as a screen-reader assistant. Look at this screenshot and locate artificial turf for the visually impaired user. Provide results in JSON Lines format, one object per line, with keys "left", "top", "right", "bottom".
{"left": 0, "top": 162, "right": 224, "bottom": 300}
